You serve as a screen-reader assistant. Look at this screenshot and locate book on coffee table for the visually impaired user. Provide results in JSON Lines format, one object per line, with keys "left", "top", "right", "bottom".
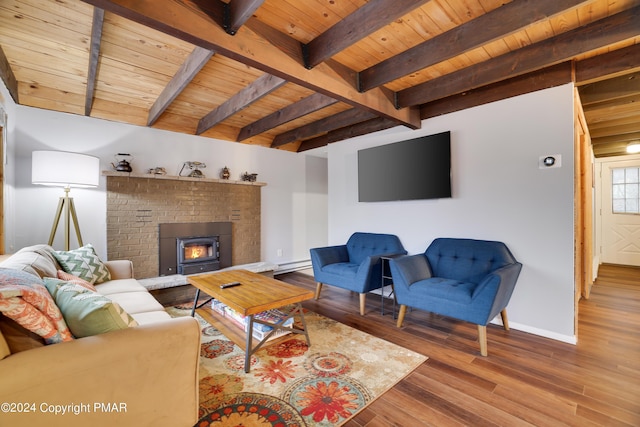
{"left": 212, "top": 300, "right": 294, "bottom": 341}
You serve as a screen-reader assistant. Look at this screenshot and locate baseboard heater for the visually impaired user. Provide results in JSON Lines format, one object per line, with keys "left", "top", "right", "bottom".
{"left": 275, "top": 259, "right": 312, "bottom": 275}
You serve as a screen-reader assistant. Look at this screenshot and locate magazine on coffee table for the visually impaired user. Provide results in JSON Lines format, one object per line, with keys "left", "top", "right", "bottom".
{"left": 211, "top": 300, "right": 294, "bottom": 341}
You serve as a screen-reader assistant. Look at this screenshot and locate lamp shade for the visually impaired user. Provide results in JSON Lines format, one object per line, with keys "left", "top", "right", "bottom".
{"left": 32, "top": 151, "right": 100, "bottom": 188}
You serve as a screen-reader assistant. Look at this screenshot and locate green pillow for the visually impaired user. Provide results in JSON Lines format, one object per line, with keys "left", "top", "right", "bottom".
{"left": 53, "top": 244, "right": 111, "bottom": 284}
{"left": 44, "top": 278, "right": 138, "bottom": 338}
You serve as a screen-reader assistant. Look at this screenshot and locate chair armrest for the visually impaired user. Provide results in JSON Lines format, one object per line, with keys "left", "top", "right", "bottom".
{"left": 104, "top": 260, "right": 134, "bottom": 280}
{"left": 0, "top": 316, "right": 201, "bottom": 427}
{"left": 472, "top": 262, "right": 523, "bottom": 317}
{"left": 389, "top": 254, "right": 432, "bottom": 289}
{"left": 310, "top": 245, "right": 349, "bottom": 269}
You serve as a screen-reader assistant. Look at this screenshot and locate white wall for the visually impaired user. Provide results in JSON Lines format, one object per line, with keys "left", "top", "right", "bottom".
{"left": 327, "top": 84, "right": 576, "bottom": 342}
{"left": 0, "top": 77, "right": 328, "bottom": 269}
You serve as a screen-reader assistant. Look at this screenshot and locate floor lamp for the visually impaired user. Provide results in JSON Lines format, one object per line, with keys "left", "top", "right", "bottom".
{"left": 32, "top": 151, "right": 100, "bottom": 251}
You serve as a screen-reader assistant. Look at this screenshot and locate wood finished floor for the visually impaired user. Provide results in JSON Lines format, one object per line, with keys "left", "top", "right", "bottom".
{"left": 276, "top": 264, "right": 640, "bottom": 426}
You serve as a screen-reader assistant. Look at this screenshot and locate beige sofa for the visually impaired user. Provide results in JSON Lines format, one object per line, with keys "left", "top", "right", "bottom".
{"left": 0, "top": 245, "right": 201, "bottom": 427}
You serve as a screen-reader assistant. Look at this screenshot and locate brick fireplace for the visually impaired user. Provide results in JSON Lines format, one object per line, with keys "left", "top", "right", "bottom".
{"left": 105, "top": 173, "right": 264, "bottom": 279}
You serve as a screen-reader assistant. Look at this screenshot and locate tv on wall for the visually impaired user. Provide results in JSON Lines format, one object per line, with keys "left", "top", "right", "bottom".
{"left": 357, "top": 131, "right": 451, "bottom": 202}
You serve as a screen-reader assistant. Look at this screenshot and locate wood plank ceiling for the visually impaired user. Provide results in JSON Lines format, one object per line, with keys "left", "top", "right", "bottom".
{"left": 0, "top": 0, "right": 639, "bottom": 156}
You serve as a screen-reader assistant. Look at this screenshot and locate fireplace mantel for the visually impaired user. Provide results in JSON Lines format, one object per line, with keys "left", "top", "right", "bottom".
{"left": 102, "top": 171, "right": 266, "bottom": 186}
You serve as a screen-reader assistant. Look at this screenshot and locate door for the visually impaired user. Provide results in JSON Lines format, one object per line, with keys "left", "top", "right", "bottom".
{"left": 601, "top": 159, "right": 640, "bottom": 266}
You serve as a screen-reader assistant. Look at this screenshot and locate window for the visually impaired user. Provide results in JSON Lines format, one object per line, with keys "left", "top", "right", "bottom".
{"left": 612, "top": 167, "right": 640, "bottom": 213}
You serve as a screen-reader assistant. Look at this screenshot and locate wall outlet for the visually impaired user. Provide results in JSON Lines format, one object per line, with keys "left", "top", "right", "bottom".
{"left": 276, "top": 249, "right": 283, "bottom": 257}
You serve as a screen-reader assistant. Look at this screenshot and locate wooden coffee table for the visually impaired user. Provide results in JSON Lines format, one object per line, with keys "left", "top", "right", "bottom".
{"left": 187, "top": 269, "right": 314, "bottom": 372}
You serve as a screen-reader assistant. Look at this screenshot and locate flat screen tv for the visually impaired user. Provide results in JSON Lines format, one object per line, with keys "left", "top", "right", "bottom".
{"left": 357, "top": 131, "right": 451, "bottom": 202}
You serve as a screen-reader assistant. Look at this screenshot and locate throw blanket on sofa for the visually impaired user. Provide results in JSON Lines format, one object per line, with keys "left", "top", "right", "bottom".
{"left": 0, "top": 268, "right": 72, "bottom": 344}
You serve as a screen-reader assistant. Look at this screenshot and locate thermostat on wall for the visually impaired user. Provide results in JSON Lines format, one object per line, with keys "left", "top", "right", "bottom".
{"left": 539, "top": 154, "right": 561, "bottom": 169}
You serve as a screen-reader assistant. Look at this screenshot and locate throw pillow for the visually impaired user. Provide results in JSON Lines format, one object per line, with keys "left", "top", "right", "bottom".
{"left": 0, "top": 268, "right": 73, "bottom": 344}
{"left": 44, "top": 278, "right": 138, "bottom": 338}
{"left": 57, "top": 270, "right": 97, "bottom": 292}
{"left": 53, "top": 244, "right": 111, "bottom": 284}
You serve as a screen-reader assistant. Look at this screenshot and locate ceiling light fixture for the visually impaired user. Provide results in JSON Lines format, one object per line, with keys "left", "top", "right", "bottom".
{"left": 626, "top": 142, "right": 640, "bottom": 154}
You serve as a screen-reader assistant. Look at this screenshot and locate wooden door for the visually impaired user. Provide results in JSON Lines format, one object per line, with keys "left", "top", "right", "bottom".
{"left": 600, "top": 158, "right": 640, "bottom": 266}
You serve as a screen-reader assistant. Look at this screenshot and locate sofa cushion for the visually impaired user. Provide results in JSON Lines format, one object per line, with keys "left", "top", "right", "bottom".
{"left": 44, "top": 278, "right": 138, "bottom": 338}
{"left": 53, "top": 244, "right": 111, "bottom": 284}
{"left": 94, "top": 278, "right": 147, "bottom": 295}
{"left": 104, "top": 291, "right": 165, "bottom": 315}
{"left": 0, "top": 268, "right": 73, "bottom": 344}
{"left": 0, "top": 245, "right": 59, "bottom": 279}
{"left": 129, "top": 310, "right": 172, "bottom": 325}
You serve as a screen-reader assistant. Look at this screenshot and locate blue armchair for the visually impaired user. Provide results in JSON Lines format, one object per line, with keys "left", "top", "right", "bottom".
{"left": 310, "top": 232, "right": 407, "bottom": 315}
{"left": 389, "top": 238, "right": 522, "bottom": 356}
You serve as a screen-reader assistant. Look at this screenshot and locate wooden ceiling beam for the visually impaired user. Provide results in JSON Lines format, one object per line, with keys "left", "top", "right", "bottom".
{"left": 226, "top": 0, "right": 265, "bottom": 35}
{"left": 81, "top": 0, "right": 420, "bottom": 129}
{"left": 237, "top": 92, "right": 338, "bottom": 141}
{"left": 397, "top": 5, "right": 640, "bottom": 108}
{"left": 592, "top": 140, "right": 637, "bottom": 157}
{"left": 0, "top": 43, "right": 18, "bottom": 104}
{"left": 148, "top": 46, "right": 214, "bottom": 126}
{"left": 244, "top": 18, "right": 305, "bottom": 66}
{"left": 420, "top": 62, "right": 574, "bottom": 120}
{"left": 359, "top": 0, "right": 591, "bottom": 92}
{"left": 271, "top": 108, "right": 377, "bottom": 148}
{"left": 583, "top": 93, "right": 640, "bottom": 119}
{"left": 190, "top": 0, "right": 264, "bottom": 35}
{"left": 589, "top": 117, "right": 640, "bottom": 139}
{"left": 592, "top": 131, "right": 640, "bottom": 146}
{"left": 579, "top": 72, "right": 640, "bottom": 107}
{"left": 187, "top": 0, "right": 226, "bottom": 31}
{"left": 585, "top": 113, "right": 640, "bottom": 130}
{"left": 575, "top": 43, "right": 640, "bottom": 86}
{"left": 304, "top": 0, "right": 430, "bottom": 69}
{"left": 298, "top": 63, "right": 575, "bottom": 153}
{"left": 197, "top": 73, "right": 286, "bottom": 135}
{"left": 85, "top": 7, "right": 104, "bottom": 116}
{"left": 296, "top": 136, "right": 329, "bottom": 153}
{"left": 297, "top": 117, "right": 398, "bottom": 152}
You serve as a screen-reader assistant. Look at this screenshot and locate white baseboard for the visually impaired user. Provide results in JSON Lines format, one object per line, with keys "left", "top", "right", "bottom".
{"left": 490, "top": 317, "right": 577, "bottom": 345}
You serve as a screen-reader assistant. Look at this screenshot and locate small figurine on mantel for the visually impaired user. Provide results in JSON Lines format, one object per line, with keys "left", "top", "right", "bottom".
{"left": 147, "top": 167, "right": 166, "bottom": 175}
{"left": 242, "top": 171, "right": 258, "bottom": 182}
{"left": 221, "top": 166, "right": 231, "bottom": 180}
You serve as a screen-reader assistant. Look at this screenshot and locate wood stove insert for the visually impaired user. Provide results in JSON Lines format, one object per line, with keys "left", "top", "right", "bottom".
{"left": 159, "top": 222, "right": 232, "bottom": 276}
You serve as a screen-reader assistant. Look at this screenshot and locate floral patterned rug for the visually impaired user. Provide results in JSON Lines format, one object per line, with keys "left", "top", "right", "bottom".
{"left": 168, "top": 306, "right": 427, "bottom": 427}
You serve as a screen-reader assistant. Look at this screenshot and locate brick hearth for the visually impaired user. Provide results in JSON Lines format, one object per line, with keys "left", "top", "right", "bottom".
{"left": 105, "top": 173, "right": 264, "bottom": 279}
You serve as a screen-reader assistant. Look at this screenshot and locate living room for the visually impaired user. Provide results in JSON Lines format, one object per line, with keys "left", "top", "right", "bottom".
{"left": 3, "top": 0, "right": 640, "bottom": 424}
{"left": 1, "top": 77, "right": 576, "bottom": 345}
